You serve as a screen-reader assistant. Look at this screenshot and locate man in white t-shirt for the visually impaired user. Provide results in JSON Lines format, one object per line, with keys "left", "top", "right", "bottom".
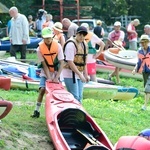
{"left": 9, "top": 6, "right": 30, "bottom": 61}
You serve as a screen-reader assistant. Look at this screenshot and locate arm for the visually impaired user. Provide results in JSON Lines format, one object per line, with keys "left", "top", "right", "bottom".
{"left": 22, "top": 15, "right": 29, "bottom": 44}
{"left": 127, "top": 24, "right": 137, "bottom": 34}
{"left": 41, "top": 61, "right": 52, "bottom": 80}
{"left": 60, "top": 34, "right": 66, "bottom": 48}
{"left": 132, "top": 63, "right": 138, "bottom": 75}
{"left": 94, "top": 40, "right": 105, "bottom": 59}
{"left": 53, "top": 59, "right": 64, "bottom": 82}
{"left": 67, "top": 60, "right": 86, "bottom": 83}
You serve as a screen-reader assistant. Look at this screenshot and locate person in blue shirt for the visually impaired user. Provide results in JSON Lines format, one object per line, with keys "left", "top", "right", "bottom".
{"left": 6, "top": 20, "right": 11, "bottom": 37}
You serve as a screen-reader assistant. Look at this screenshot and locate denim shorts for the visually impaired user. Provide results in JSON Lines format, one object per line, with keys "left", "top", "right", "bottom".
{"left": 39, "top": 76, "right": 47, "bottom": 88}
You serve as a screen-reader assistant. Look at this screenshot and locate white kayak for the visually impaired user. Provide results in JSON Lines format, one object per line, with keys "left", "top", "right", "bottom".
{"left": 104, "top": 48, "right": 138, "bottom": 70}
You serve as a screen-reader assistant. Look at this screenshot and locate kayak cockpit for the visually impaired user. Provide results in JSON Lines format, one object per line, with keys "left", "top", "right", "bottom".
{"left": 58, "top": 108, "right": 109, "bottom": 150}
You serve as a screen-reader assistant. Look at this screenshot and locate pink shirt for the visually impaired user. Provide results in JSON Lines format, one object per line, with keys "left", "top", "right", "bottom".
{"left": 37, "top": 42, "right": 64, "bottom": 78}
{"left": 127, "top": 24, "right": 137, "bottom": 41}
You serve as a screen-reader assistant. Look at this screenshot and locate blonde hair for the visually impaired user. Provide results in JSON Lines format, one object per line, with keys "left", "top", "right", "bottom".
{"left": 97, "top": 20, "right": 102, "bottom": 25}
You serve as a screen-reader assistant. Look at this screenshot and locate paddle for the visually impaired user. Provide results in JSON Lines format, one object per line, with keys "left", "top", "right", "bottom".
{"left": 107, "top": 38, "right": 125, "bottom": 51}
{"left": 76, "top": 129, "right": 110, "bottom": 150}
{"left": 114, "top": 40, "right": 126, "bottom": 51}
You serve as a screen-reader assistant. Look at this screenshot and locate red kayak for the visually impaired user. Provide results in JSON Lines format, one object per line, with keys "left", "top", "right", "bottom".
{"left": 45, "top": 81, "right": 114, "bottom": 150}
{"left": 0, "top": 98, "right": 13, "bottom": 119}
{"left": 114, "top": 136, "right": 150, "bottom": 150}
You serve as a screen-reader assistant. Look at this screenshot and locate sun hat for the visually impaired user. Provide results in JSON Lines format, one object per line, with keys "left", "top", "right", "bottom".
{"left": 114, "top": 21, "right": 121, "bottom": 26}
{"left": 138, "top": 129, "right": 150, "bottom": 137}
{"left": 42, "top": 27, "right": 54, "bottom": 38}
{"left": 76, "top": 26, "right": 88, "bottom": 35}
{"left": 53, "top": 22, "right": 63, "bottom": 32}
{"left": 140, "top": 34, "right": 150, "bottom": 42}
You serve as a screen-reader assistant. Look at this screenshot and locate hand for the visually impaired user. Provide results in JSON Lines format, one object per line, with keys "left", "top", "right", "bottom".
{"left": 84, "top": 74, "right": 90, "bottom": 83}
{"left": 52, "top": 77, "right": 59, "bottom": 83}
{"left": 93, "top": 53, "right": 99, "bottom": 59}
{"left": 79, "top": 74, "right": 86, "bottom": 83}
{"left": 132, "top": 69, "right": 136, "bottom": 75}
{"left": 22, "top": 39, "right": 27, "bottom": 44}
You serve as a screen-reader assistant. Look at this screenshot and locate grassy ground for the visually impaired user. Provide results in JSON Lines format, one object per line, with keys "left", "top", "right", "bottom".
{"left": 0, "top": 52, "right": 149, "bottom": 149}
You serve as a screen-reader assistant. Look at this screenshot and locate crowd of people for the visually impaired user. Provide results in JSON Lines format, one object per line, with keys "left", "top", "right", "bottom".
{"left": 5, "top": 6, "right": 150, "bottom": 116}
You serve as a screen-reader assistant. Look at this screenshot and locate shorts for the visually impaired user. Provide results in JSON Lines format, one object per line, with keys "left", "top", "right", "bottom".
{"left": 87, "top": 62, "right": 96, "bottom": 75}
{"left": 39, "top": 76, "right": 47, "bottom": 89}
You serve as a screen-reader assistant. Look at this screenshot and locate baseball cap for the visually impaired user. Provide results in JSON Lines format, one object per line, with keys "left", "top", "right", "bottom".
{"left": 138, "top": 129, "right": 150, "bottom": 137}
{"left": 140, "top": 34, "right": 150, "bottom": 42}
{"left": 114, "top": 21, "right": 121, "bottom": 26}
{"left": 76, "top": 26, "right": 88, "bottom": 35}
{"left": 42, "top": 27, "right": 54, "bottom": 38}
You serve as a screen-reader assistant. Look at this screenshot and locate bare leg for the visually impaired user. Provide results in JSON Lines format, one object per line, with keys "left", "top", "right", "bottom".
{"left": 144, "top": 93, "right": 150, "bottom": 107}
{"left": 90, "top": 74, "right": 97, "bottom": 82}
{"left": 116, "top": 67, "right": 120, "bottom": 84}
{"left": 109, "top": 67, "right": 121, "bottom": 83}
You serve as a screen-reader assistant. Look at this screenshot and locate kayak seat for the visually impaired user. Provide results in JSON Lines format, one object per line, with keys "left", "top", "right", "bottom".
{"left": 58, "top": 108, "right": 101, "bottom": 138}
{"left": 58, "top": 108, "right": 86, "bottom": 128}
{"left": 84, "top": 145, "right": 109, "bottom": 150}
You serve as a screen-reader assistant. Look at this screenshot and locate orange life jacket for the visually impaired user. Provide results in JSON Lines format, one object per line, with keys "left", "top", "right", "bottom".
{"left": 42, "top": 21, "right": 50, "bottom": 28}
{"left": 85, "top": 32, "right": 93, "bottom": 43}
{"left": 39, "top": 40, "right": 59, "bottom": 72}
{"left": 63, "top": 37, "right": 88, "bottom": 72}
{"left": 54, "top": 33, "right": 64, "bottom": 43}
{"left": 137, "top": 47, "right": 150, "bottom": 73}
{"left": 127, "top": 24, "right": 137, "bottom": 40}
{"left": 85, "top": 32, "right": 97, "bottom": 54}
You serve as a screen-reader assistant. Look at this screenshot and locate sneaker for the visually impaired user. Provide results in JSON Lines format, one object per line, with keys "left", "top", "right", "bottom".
{"left": 141, "top": 105, "right": 146, "bottom": 111}
{"left": 31, "top": 110, "right": 40, "bottom": 118}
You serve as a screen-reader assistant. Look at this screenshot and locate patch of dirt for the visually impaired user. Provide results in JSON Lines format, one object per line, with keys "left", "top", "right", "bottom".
{"left": 0, "top": 126, "right": 54, "bottom": 150}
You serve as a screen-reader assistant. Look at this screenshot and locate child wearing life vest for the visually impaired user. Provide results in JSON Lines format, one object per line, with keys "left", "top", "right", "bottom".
{"left": 132, "top": 35, "right": 150, "bottom": 110}
{"left": 81, "top": 23, "right": 105, "bottom": 82}
{"left": 31, "top": 27, "right": 64, "bottom": 118}
{"left": 62, "top": 26, "right": 89, "bottom": 103}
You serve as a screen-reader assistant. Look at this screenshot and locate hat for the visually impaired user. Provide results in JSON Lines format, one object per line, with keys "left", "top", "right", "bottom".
{"left": 138, "top": 129, "right": 150, "bottom": 137}
{"left": 53, "top": 22, "right": 63, "bottom": 32}
{"left": 140, "top": 35, "right": 150, "bottom": 42}
{"left": 28, "top": 15, "right": 32, "bottom": 19}
{"left": 114, "top": 21, "right": 121, "bottom": 26}
{"left": 77, "top": 26, "right": 88, "bottom": 35}
{"left": 80, "top": 23, "right": 89, "bottom": 30}
{"left": 42, "top": 27, "right": 54, "bottom": 38}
